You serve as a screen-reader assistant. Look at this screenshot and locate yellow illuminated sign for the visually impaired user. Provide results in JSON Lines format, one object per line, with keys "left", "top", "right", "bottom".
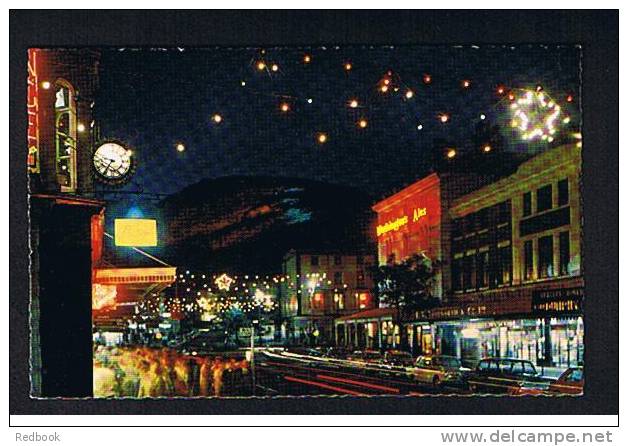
{"left": 413, "top": 207, "right": 427, "bottom": 222}
{"left": 377, "top": 207, "right": 428, "bottom": 237}
{"left": 376, "top": 216, "right": 408, "bottom": 236}
{"left": 114, "top": 218, "right": 157, "bottom": 247}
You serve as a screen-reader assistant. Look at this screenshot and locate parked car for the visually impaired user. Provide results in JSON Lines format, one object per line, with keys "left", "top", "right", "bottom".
{"left": 285, "top": 347, "right": 324, "bottom": 357}
{"left": 323, "top": 346, "right": 351, "bottom": 359}
{"left": 410, "top": 355, "right": 470, "bottom": 388}
{"left": 467, "top": 358, "right": 550, "bottom": 395}
{"left": 547, "top": 367, "right": 584, "bottom": 395}
{"left": 383, "top": 349, "right": 414, "bottom": 367}
{"left": 347, "top": 349, "right": 383, "bottom": 363}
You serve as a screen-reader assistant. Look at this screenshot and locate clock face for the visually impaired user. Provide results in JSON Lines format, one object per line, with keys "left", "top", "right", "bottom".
{"left": 93, "top": 141, "right": 134, "bottom": 184}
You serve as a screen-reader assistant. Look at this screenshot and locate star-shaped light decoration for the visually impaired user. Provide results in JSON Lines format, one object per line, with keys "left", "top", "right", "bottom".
{"left": 215, "top": 273, "right": 234, "bottom": 291}
{"left": 254, "top": 289, "right": 275, "bottom": 312}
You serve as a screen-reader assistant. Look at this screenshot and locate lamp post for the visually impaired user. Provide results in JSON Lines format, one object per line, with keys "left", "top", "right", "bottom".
{"left": 250, "top": 319, "right": 259, "bottom": 395}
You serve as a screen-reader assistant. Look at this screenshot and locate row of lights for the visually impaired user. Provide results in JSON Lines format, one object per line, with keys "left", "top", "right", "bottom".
{"left": 497, "top": 83, "right": 575, "bottom": 104}
{"left": 445, "top": 143, "right": 493, "bottom": 160}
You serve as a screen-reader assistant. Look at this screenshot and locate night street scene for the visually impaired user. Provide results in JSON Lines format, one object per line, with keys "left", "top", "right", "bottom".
{"left": 27, "top": 45, "right": 584, "bottom": 399}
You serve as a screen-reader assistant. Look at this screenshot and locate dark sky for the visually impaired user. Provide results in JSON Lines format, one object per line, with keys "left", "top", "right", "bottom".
{"left": 96, "top": 45, "right": 581, "bottom": 202}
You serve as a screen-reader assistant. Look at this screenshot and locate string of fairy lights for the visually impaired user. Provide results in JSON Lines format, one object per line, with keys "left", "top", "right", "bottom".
{"left": 39, "top": 47, "right": 581, "bottom": 164}
{"left": 130, "top": 269, "right": 365, "bottom": 321}
{"left": 169, "top": 48, "right": 580, "bottom": 153}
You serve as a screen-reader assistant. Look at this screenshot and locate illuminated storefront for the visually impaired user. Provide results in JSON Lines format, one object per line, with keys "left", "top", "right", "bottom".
{"left": 372, "top": 172, "right": 493, "bottom": 299}
{"left": 415, "top": 276, "right": 584, "bottom": 369}
{"left": 436, "top": 143, "right": 584, "bottom": 370}
{"left": 373, "top": 173, "right": 442, "bottom": 268}
{"left": 334, "top": 308, "right": 396, "bottom": 349}
{"left": 428, "top": 315, "right": 583, "bottom": 370}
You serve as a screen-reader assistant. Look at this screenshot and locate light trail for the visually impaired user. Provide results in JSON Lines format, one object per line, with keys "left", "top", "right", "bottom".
{"left": 283, "top": 375, "right": 366, "bottom": 396}
{"left": 315, "top": 374, "right": 400, "bottom": 394}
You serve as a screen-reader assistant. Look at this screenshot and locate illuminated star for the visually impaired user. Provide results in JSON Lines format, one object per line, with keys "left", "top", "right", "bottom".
{"left": 215, "top": 273, "right": 234, "bottom": 291}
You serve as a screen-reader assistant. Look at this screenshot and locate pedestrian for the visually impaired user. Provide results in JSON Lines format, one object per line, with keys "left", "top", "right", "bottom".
{"left": 212, "top": 357, "right": 226, "bottom": 397}
{"left": 93, "top": 359, "right": 118, "bottom": 398}
{"left": 198, "top": 357, "right": 212, "bottom": 397}
{"left": 158, "top": 350, "right": 175, "bottom": 396}
{"left": 173, "top": 356, "right": 190, "bottom": 397}
{"left": 117, "top": 349, "right": 140, "bottom": 397}
{"left": 136, "top": 359, "right": 153, "bottom": 397}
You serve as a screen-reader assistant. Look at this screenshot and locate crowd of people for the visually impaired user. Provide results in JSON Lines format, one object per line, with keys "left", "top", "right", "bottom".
{"left": 93, "top": 345, "right": 250, "bottom": 398}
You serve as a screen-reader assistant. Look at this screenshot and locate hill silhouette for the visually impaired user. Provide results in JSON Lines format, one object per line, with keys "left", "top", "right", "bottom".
{"left": 160, "top": 176, "right": 377, "bottom": 273}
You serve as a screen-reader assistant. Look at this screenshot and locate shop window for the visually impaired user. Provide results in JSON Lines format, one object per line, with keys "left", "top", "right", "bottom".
{"left": 559, "top": 231, "right": 570, "bottom": 276}
{"left": 333, "top": 293, "right": 344, "bottom": 310}
{"left": 358, "top": 292, "right": 369, "bottom": 309}
{"left": 312, "top": 292, "right": 324, "bottom": 310}
{"left": 538, "top": 235, "right": 554, "bottom": 278}
{"left": 558, "top": 178, "right": 569, "bottom": 206}
{"left": 54, "top": 81, "right": 77, "bottom": 192}
{"left": 334, "top": 255, "right": 342, "bottom": 265}
{"left": 523, "top": 192, "right": 532, "bottom": 217}
{"left": 476, "top": 251, "right": 489, "bottom": 288}
{"left": 310, "top": 255, "right": 319, "bottom": 266}
{"left": 536, "top": 184, "right": 553, "bottom": 213}
{"left": 523, "top": 240, "right": 534, "bottom": 281}
{"left": 497, "top": 245, "right": 512, "bottom": 285}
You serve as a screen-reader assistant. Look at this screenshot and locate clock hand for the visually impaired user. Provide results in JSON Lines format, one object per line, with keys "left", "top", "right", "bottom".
{"left": 105, "top": 159, "right": 115, "bottom": 175}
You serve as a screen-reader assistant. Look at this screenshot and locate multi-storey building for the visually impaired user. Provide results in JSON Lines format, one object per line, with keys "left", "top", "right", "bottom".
{"left": 27, "top": 48, "right": 104, "bottom": 397}
{"left": 28, "top": 49, "right": 176, "bottom": 397}
{"left": 332, "top": 171, "right": 497, "bottom": 352}
{"left": 371, "top": 171, "right": 494, "bottom": 299}
{"left": 279, "top": 250, "right": 376, "bottom": 345}
{"left": 420, "top": 144, "right": 583, "bottom": 369}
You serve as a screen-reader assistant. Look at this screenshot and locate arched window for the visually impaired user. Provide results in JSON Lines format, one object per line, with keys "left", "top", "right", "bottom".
{"left": 54, "top": 80, "right": 77, "bottom": 192}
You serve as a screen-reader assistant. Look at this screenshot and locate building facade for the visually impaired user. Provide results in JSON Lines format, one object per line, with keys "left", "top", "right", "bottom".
{"left": 417, "top": 144, "right": 583, "bottom": 369}
{"left": 280, "top": 250, "right": 376, "bottom": 345}
{"left": 27, "top": 49, "right": 176, "bottom": 397}
{"left": 27, "top": 48, "right": 104, "bottom": 397}
{"left": 372, "top": 172, "right": 493, "bottom": 300}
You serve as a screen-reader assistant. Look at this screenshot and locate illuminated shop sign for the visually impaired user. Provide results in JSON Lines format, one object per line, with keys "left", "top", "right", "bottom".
{"left": 27, "top": 49, "right": 40, "bottom": 173}
{"left": 422, "top": 304, "right": 488, "bottom": 321}
{"left": 376, "top": 216, "right": 408, "bottom": 236}
{"left": 114, "top": 218, "right": 157, "bottom": 246}
{"left": 532, "top": 287, "right": 583, "bottom": 314}
{"left": 413, "top": 207, "right": 427, "bottom": 222}
{"left": 376, "top": 207, "right": 428, "bottom": 236}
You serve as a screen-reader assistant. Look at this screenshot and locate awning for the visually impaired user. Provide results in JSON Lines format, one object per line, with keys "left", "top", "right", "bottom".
{"left": 92, "top": 266, "right": 177, "bottom": 328}
{"left": 335, "top": 307, "right": 395, "bottom": 323}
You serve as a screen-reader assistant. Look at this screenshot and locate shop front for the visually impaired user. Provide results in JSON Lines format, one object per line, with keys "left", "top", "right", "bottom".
{"left": 430, "top": 316, "right": 583, "bottom": 370}
{"left": 418, "top": 279, "right": 584, "bottom": 370}
{"left": 334, "top": 308, "right": 396, "bottom": 350}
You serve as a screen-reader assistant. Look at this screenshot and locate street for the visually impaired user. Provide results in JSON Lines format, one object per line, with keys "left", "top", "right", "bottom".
{"left": 253, "top": 349, "right": 467, "bottom": 396}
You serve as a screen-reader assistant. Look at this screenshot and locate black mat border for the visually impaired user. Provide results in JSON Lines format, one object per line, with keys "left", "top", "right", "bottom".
{"left": 9, "top": 9, "right": 619, "bottom": 420}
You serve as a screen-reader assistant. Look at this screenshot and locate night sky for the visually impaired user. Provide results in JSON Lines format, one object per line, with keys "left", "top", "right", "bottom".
{"left": 95, "top": 45, "right": 581, "bottom": 203}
